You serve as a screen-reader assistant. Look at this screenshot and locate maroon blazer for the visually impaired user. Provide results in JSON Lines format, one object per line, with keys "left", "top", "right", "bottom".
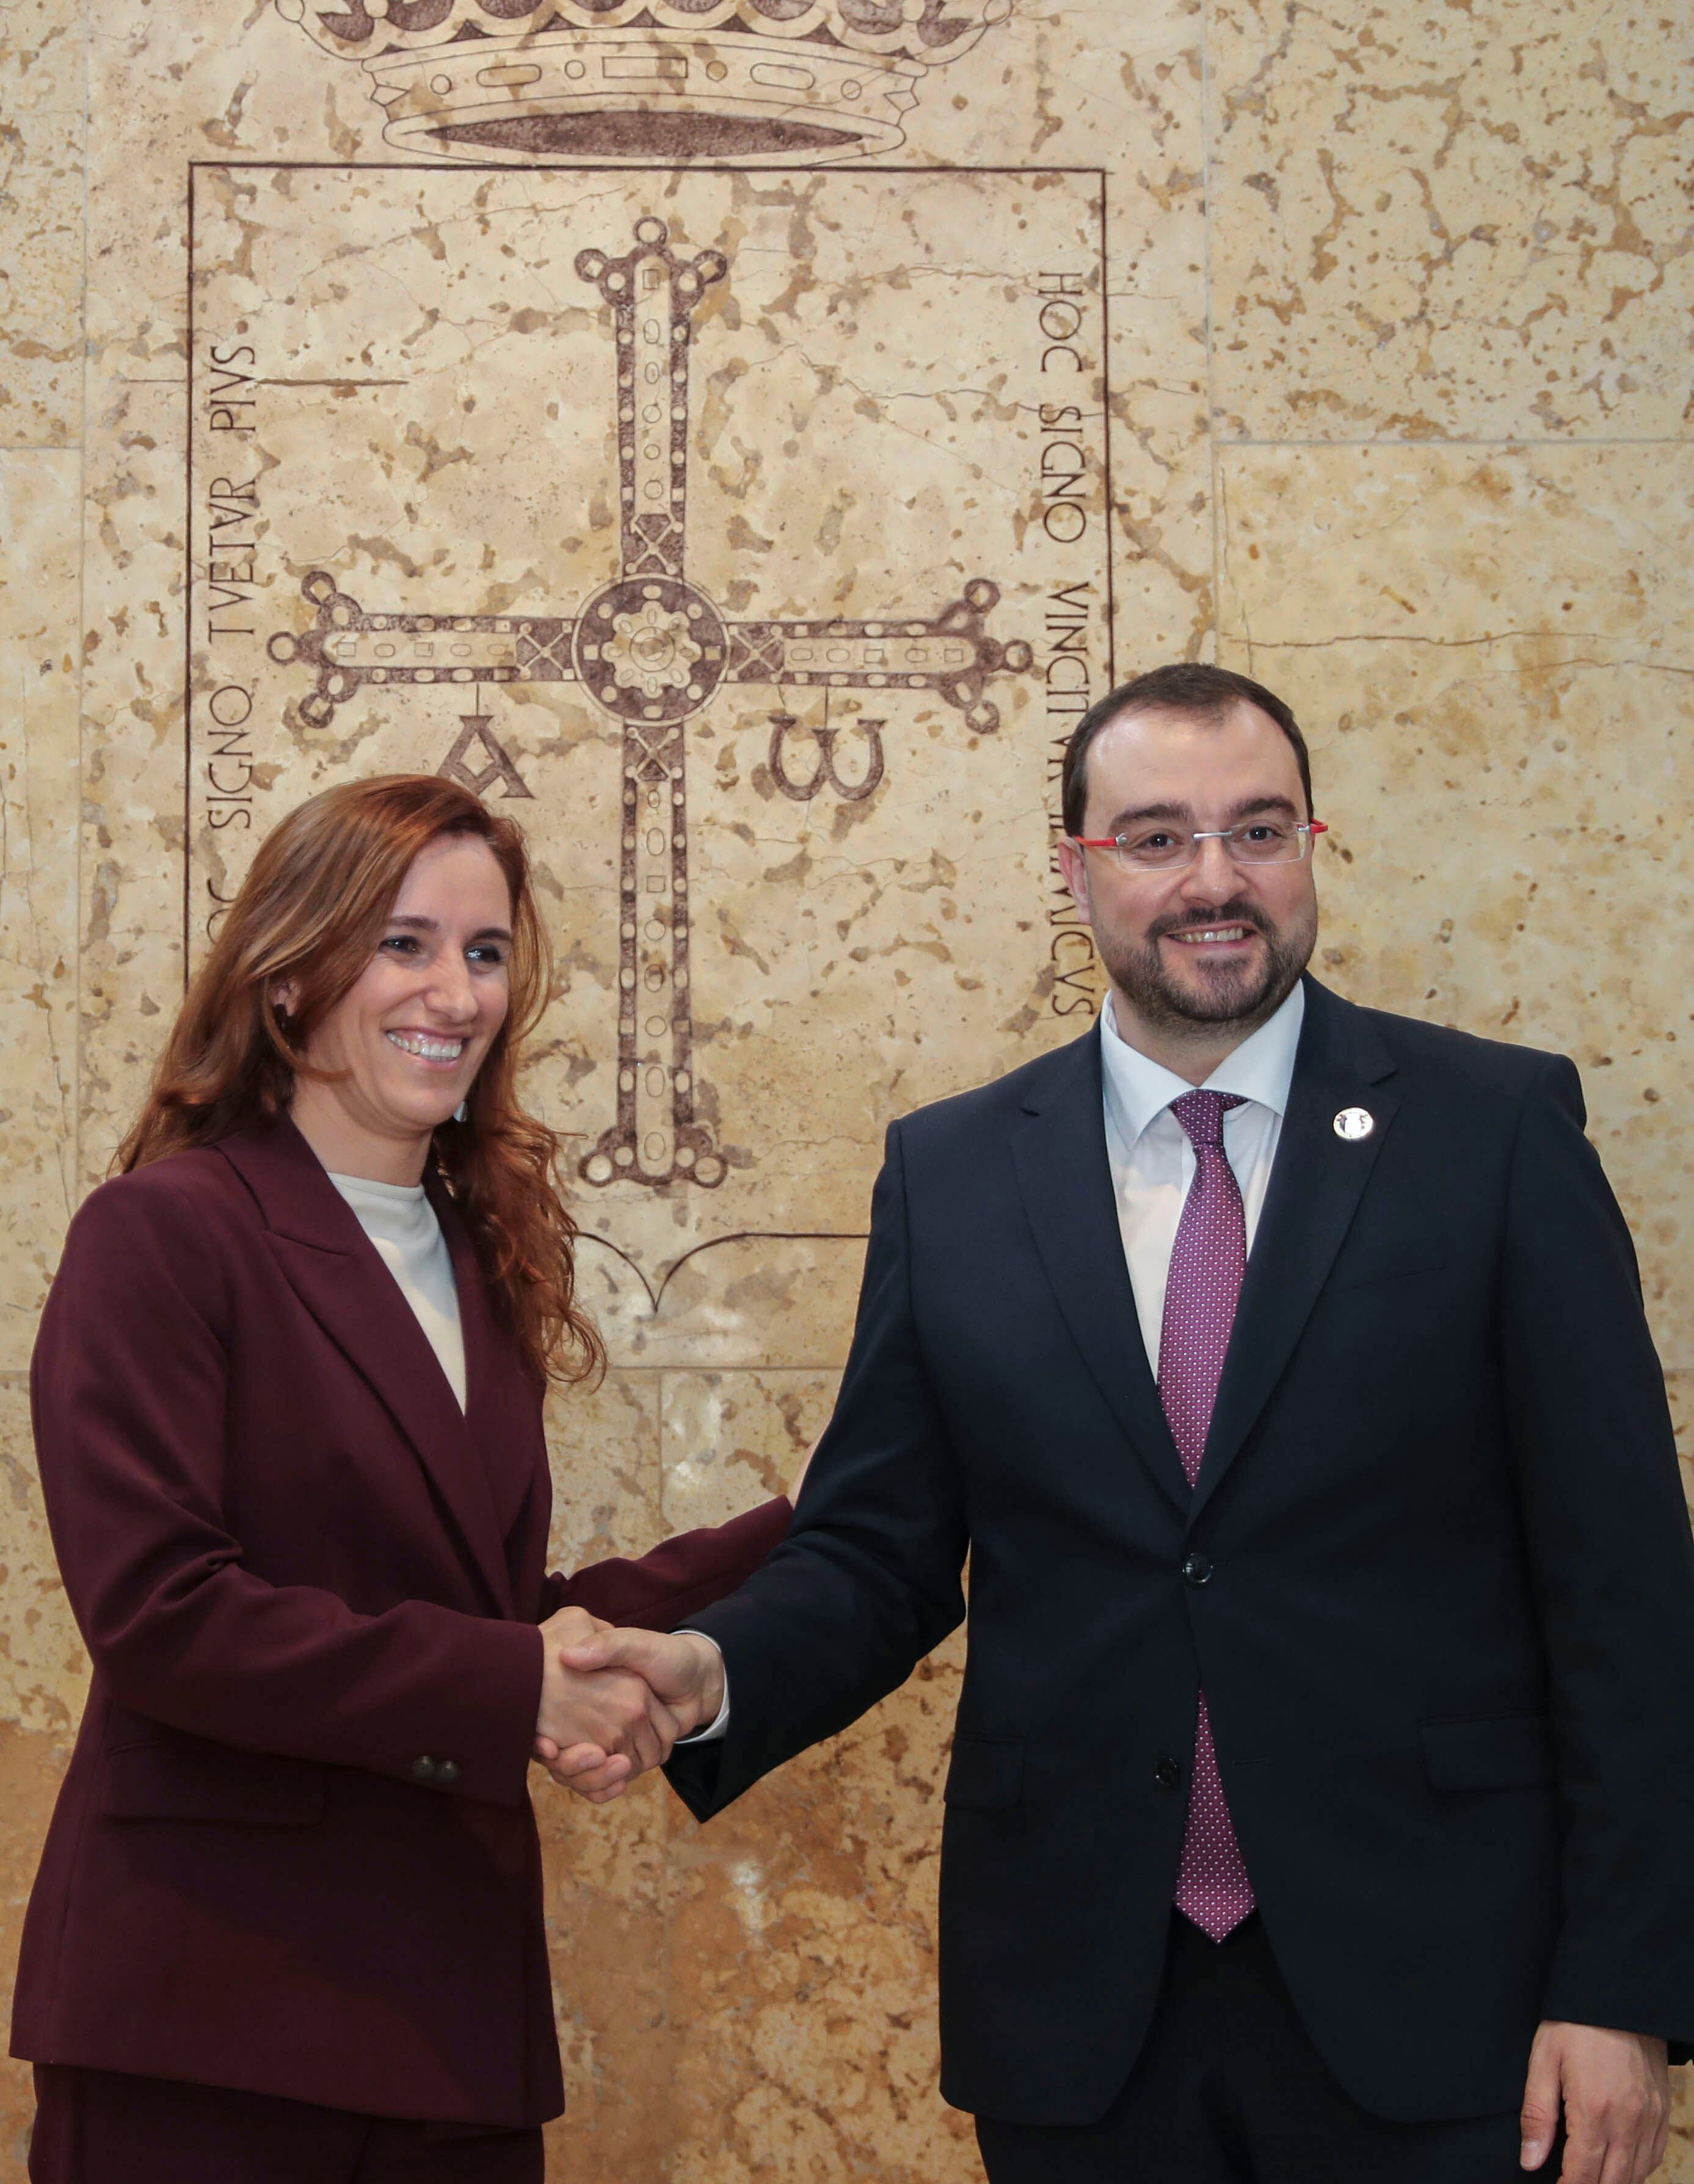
{"left": 12, "top": 1119, "right": 790, "bottom": 2125}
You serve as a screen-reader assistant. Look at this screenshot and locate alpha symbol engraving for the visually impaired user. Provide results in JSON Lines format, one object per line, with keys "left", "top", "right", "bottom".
{"left": 440, "top": 716, "right": 534, "bottom": 801}
{"left": 268, "top": 216, "right": 1033, "bottom": 1192}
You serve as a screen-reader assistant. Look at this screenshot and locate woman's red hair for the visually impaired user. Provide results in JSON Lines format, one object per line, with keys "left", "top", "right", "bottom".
{"left": 116, "top": 775, "right": 605, "bottom": 1389}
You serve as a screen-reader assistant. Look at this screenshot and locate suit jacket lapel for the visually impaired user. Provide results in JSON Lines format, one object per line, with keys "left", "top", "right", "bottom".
{"left": 219, "top": 1120, "right": 518, "bottom": 1619}
{"left": 426, "top": 1170, "right": 493, "bottom": 1423}
{"left": 427, "top": 1171, "right": 551, "bottom": 1604}
{"left": 1011, "top": 1031, "right": 1191, "bottom": 1514}
{"left": 1188, "top": 978, "right": 1401, "bottom": 1527}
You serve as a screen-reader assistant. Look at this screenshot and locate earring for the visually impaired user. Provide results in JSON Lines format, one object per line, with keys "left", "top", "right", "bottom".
{"left": 453, "top": 1099, "right": 468, "bottom": 1124}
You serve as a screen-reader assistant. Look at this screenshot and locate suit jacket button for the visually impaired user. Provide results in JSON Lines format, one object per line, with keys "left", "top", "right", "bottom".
{"left": 1181, "top": 1552, "right": 1213, "bottom": 1586}
{"left": 411, "top": 1755, "right": 439, "bottom": 1783}
{"left": 435, "top": 1759, "right": 462, "bottom": 1786}
{"left": 1154, "top": 1757, "right": 1182, "bottom": 1793}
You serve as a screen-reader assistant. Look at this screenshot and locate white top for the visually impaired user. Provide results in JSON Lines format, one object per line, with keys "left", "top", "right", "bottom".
{"left": 328, "top": 1171, "right": 468, "bottom": 1413}
{"left": 1099, "top": 981, "right": 1305, "bottom": 1371}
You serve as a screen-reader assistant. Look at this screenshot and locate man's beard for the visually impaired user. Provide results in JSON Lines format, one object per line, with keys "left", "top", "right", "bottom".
{"left": 1097, "top": 894, "right": 1317, "bottom": 1038}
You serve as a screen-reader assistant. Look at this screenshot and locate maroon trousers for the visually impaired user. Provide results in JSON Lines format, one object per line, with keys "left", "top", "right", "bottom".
{"left": 29, "top": 2067, "right": 545, "bottom": 2184}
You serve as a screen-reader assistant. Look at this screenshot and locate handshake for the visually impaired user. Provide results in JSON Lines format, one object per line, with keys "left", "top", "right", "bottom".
{"left": 531, "top": 1609, "right": 725, "bottom": 1805}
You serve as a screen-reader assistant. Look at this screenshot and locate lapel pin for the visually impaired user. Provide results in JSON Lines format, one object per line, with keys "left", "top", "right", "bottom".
{"left": 1332, "top": 1107, "right": 1375, "bottom": 1142}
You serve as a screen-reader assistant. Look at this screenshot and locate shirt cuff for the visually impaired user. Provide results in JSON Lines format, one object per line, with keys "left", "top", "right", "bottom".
{"left": 672, "top": 1629, "right": 729, "bottom": 1742}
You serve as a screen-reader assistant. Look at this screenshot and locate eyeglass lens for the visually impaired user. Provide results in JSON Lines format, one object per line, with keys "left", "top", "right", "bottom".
{"left": 1113, "top": 824, "right": 1308, "bottom": 870}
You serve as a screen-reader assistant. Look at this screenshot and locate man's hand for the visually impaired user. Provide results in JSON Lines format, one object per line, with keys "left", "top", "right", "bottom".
{"left": 1520, "top": 2021, "right": 1670, "bottom": 2182}
{"left": 531, "top": 1606, "right": 682, "bottom": 1805}
{"left": 543, "top": 1627, "right": 725, "bottom": 1796}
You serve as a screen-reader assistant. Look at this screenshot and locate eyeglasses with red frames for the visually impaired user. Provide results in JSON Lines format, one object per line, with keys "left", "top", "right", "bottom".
{"left": 1070, "top": 820, "right": 1328, "bottom": 873}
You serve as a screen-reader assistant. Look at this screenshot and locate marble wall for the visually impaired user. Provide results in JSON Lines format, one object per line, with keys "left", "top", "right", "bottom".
{"left": 1, "top": 0, "right": 1689, "bottom": 2174}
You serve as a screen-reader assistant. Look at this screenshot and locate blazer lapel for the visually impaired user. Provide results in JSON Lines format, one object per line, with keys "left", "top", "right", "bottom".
{"left": 1188, "top": 978, "right": 1401, "bottom": 1528}
{"left": 219, "top": 1120, "right": 518, "bottom": 1619}
{"left": 1010, "top": 1032, "right": 1191, "bottom": 1515}
{"left": 426, "top": 1171, "right": 550, "bottom": 1588}
{"left": 427, "top": 1173, "right": 495, "bottom": 1423}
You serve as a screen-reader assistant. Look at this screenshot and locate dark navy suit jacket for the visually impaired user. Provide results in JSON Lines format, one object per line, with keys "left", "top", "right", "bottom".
{"left": 670, "top": 977, "right": 1694, "bottom": 2126}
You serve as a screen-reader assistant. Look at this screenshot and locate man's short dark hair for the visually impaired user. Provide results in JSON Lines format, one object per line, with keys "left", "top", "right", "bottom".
{"left": 1060, "top": 664, "right": 1314, "bottom": 836}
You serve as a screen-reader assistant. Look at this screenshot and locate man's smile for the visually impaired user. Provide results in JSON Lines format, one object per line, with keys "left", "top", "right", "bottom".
{"left": 1163, "top": 925, "right": 1258, "bottom": 948}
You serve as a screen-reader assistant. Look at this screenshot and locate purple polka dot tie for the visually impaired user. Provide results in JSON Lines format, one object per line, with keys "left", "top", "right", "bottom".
{"left": 1159, "top": 1089, "right": 1256, "bottom": 1943}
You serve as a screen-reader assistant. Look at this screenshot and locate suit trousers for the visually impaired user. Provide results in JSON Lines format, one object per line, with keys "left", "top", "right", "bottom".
{"left": 28, "top": 2066, "right": 545, "bottom": 2184}
{"left": 974, "top": 1914, "right": 1543, "bottom": 2183}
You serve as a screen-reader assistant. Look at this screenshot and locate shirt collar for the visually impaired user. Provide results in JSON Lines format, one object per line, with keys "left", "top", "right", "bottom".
{"left": 1099, "top": 980, "right": 1306, "bottom": 1151}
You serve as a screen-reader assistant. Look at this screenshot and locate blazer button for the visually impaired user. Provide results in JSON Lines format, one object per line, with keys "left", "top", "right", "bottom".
{"left": 411, "top": 1755, "right": 439, "bottom": 1784}
{"left": 434, "top": 1759, "right": 462, "bottom": 1786}
{"left": 1154, "top": 1756, "right": 1183, "bottom": 1793}
{"left": 1181, "top": 1552, "right": 1213, "bottom": 1587}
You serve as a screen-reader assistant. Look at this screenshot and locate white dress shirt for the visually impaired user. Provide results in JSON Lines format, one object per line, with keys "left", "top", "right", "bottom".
{"left": 686, "top": 983, "right": 1306, "bottom": 1750}
{"left": 1099, "top": 982, "right": 1305, "bottom": 1372}
{"left": 328, "top": 1171, "right": 468, "bottom": 1412}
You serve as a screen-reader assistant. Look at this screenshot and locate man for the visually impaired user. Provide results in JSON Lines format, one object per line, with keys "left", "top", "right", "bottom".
{"left": 554, "top": 664, "right": 1694, "bottom": 2182}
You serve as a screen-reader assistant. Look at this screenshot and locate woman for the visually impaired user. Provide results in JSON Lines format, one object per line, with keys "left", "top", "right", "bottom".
{"left": 13, "top": 776, "right": 794, "bottom": 2181}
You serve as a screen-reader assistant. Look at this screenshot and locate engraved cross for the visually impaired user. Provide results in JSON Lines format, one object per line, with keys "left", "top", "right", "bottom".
{"left": 269, "top": 216, "right": 1031, "bottom": 1190}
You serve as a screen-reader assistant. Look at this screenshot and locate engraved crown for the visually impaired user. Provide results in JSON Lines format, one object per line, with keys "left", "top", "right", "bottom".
{"left": 274, "top": 0, "right": 1016, "bottom": 164}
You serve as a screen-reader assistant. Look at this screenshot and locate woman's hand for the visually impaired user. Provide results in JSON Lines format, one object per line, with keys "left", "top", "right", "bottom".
{"left": 531, "top": 1605, "right": 680, "bottom": 1804}
{"left": 538, "top": 1606, "right": 608, "bottom": 1652}
{"left": 554, "top": 1628, "right": 724, "bottom": 1745}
